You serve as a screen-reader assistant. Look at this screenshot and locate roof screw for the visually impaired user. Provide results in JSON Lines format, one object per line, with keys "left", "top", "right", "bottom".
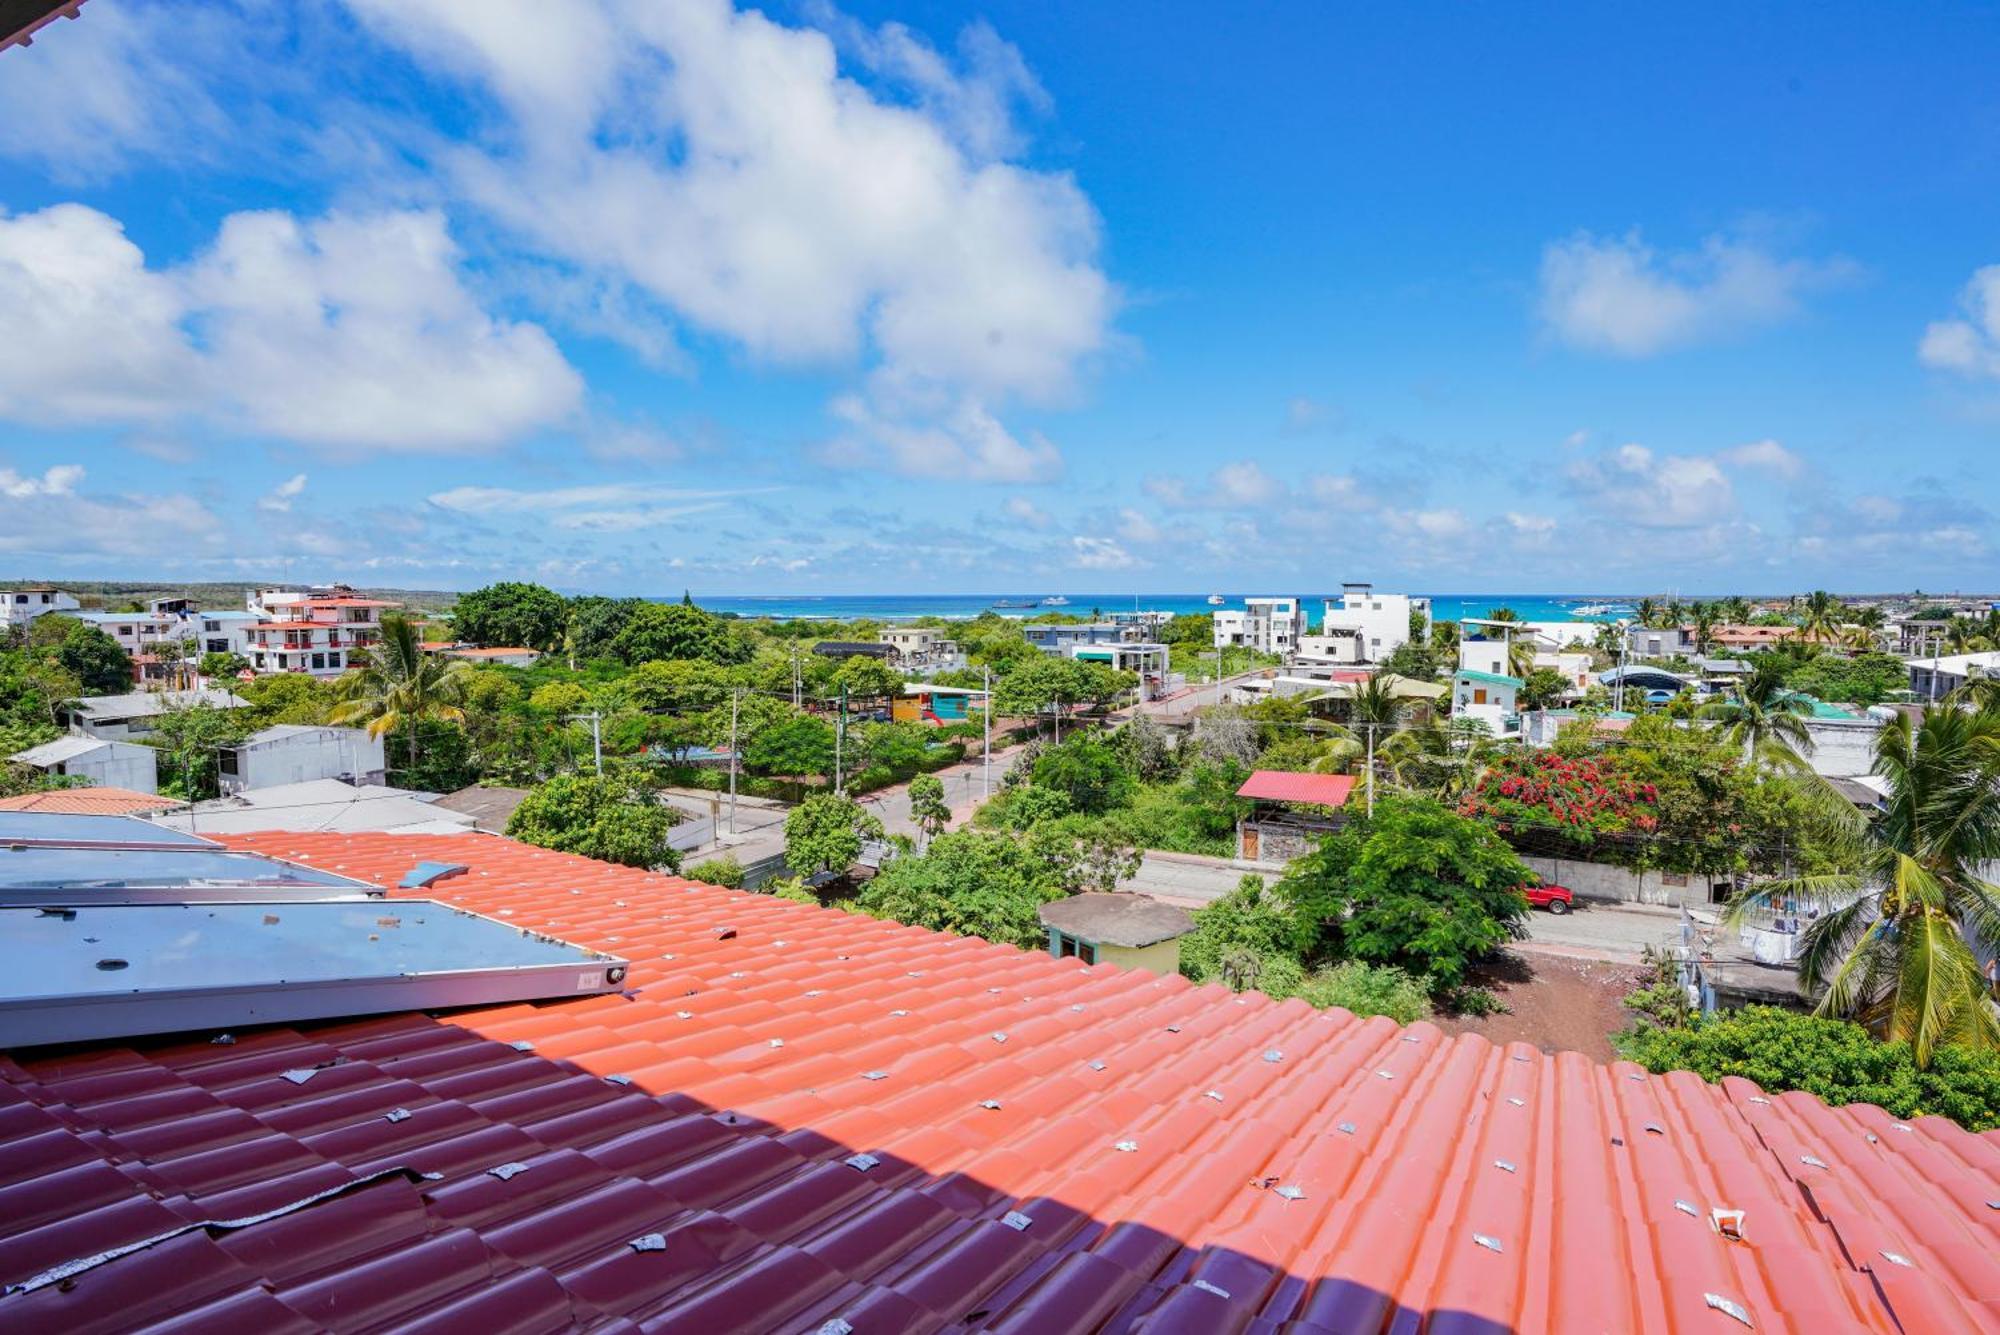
{"left": 1274, "top": 1184, "right": 1305, "bottom": 1201}
{"left": 1878, "top": 1250, "right": 1912, "bottom": 1268}
{"left": 1376, "top": 1070, "right": 1395, "bottom": 1080}
{"left": 817, "top": 1321, "right": 856, "bottom": 1335}
{"left": 1001, "top": 1210, "right": 1033, "bottom": 1231}
{"left": 210, "top": 1033, "right": 236, "bottom": 1046}
{"left": 1493, "top": 1159, "right": 1516, "bottom": 1173}
{"left": 1674, "top": 1199, "right": 1699, "bottom": 1217}
{"left": 891, "top": 1009, "right": 909, "bottom": 1017}
{"left": 1204, "top": 1089, "right": 1224, "bottom": 1102}
{"left": 991, "top": 1031, "right": 1008, "bottom": 1043}
{"left": 1070, "top": 1004, "right": 1084, "bottom": 1012}
{"left": 1506, "top": 1096, "right": 1525, "bottom": 1107}
{"left": 805, "top": 989, "right": 824, "bottom": 997}
{"left": 768, "top": 1038, "right": 784, "bottom": 1049}
{"left": 384, "top": 1108, "right": 412, "bottom": 1123}
{"left": 862, "top": 1070, "right": 888, "bottom": 1081}
{"left": 1800, "top": 1154, "right": 1827, "bottom": 1169}
{"left": 280, "top": 1068, "right": 317, "bottom": 1086}
{"left": 1193, "top": 1278, "right": 1231, "bottom": 1298}
{"left": 980, "top": 1099, "right": 1003, "bottom": 1110}
{"left": 1644, "top": 1122, "right": 1665, "bottom": 1135}
{"left": 844, "top": 1153, "right": 879, "bottom": 1172}
{"left": 987, "top": 987, "right": 1001, "bottom": 994}
{"left": 729, "top": 970, "right": 748, "bottom": 979}
{"left": 629, "top": 1233, "right": 666, "bottom": 1252}
{"left": 676, "top": 1010, "right": 694, "bottom": 1020}
{"left": 1262, "top": 1049, "right": 1283, "bottom": 1063}
{"left": 1088, "top": 1060, "right": 1106, "bottom": 1072}
{"left": 1336, "top": 1121, "right": 1357, "bottom": 1135}
{"left": 1401, "top": 1034, "right": 1420, "bottom": 1043}
{"left": 1472, "top": 1233, "right": 1503, "bottom": 1252}
{"left": 1166, "top": 1024, "right": 1181, "bottom": 1033}
{"left": 606, "top": 1074, "right": 633, "bottom": 1086}
{"left": 1747, "top": 1095, "right": 1770, "bottom": 1105}
{"left": 487, "top": 1162, "right": 530, "bottom": 1181}
{"left": 510, "top": 1040, "right": 535, "bottom": 1052}
{"left": 1113, "top": 1140, "right": 1138, "bottom": 1153}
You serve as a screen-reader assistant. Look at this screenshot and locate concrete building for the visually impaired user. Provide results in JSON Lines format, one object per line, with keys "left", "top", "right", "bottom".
{"left": 1532, "top": 649, "right": 1595, "bottom": 695}
{"left": 1625, "top": 624, "right": 1699, "bottom": 658}
{"left": 217, "top": 725, "right": 387, "bottom": 795}
{"left": 6, "top": 736, "right": 159, "bottom": 793}
{"left": 1908, "top": 650, "right": 2000, "bottom": 701}
{"left": 878, "top": 627, "right": 964, "bottom": 671}
{"left": 245, "top": 585, "right": 400, "bottom": 677}
{"left": 64, "top": 689, "right": 250, "bottom": 741}
{"left": 1038, "top": 893, "right": 1193, "bottom": 975}
{"left": 2, "top": 587, "right": 78, "bottom": 629}
{"left": 1452, "top": 668, "right": 1521, "bottom": 729}
{"left": 1065, "top": 641, "right": 1174, "bottom": 700}
{"left": 73, "top": 609, "right": 187, "bottom": 656}
{"left": 150, "top": 778, "right": 474, "bottom": 835}
{"left": 1024, "top": 622, "right": 1141, "bottom": 654}
{"left": 434, "top": 645, "right": 542, "bottom": 668}
{"left": 1105, "top": 610, "right": 1175, "bottom": 636}
{"left": 194, "top": 611, "right": 258, "bottom": 660}
{"left": 1213, "top": 597, "right": 1306, "bottom": 655}
{"left": 1317, "top": 584, "right": 1426, "bottom": 663}
{"left": 1456, "top": 619, "right": 1521, "bottom": 678}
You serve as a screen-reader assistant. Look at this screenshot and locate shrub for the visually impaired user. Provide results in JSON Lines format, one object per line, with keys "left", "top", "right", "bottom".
{"left": 1295, "top": 962, "right": 1434, "bottom": 1025}
{"left": 506, "top": 772, "right": 681, "bottom": 871}
{"left": 684, "top": 854, "right": 745, "bottom": 888}
{"left": 764, "top": 876, "right": 819, "bottom": 905}
{"left": 1616, "top": 1006, "right": 2000, "bottom": 1132}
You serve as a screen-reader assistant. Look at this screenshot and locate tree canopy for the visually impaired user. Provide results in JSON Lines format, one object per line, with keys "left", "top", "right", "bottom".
{"left": 783, "top": 791, "right": 883, "bottom": 877}
{"left": 506, "top": 771, "right": 680, "bottom": 870}
{"left": 451, "top": 581, "right": 570, "bottom": 651}
{"left": 853, "top": 829, "right": 1064, "bottom": 949}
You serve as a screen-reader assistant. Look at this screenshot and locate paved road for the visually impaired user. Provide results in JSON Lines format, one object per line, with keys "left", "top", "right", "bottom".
{"left": 1122, "top": 850, "right": 1277, "bottom": 903}
{"left": 1515, "top": 899, "right": 1684, "bottom": 963}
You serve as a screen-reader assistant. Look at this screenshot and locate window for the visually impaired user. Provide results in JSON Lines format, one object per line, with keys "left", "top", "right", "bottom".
{"left": 218, "top": 750, "right": 239, "bottom": 776}
{"left": 311, "top": 653, "right": 326, "bottom": 670}
{"left": 1048, "top": 931, "right": 1098, "bottom": 964}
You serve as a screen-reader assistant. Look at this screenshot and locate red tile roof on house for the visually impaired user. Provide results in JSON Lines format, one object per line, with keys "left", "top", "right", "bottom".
{"left": 1236, "top": 769, "right": 1358, "bottom": 808}
{"left": 2, "top": 830, "right": 1997, "bottom": 1332}
{"left": 0, "top": 786, "right": 178, "bottom": 815}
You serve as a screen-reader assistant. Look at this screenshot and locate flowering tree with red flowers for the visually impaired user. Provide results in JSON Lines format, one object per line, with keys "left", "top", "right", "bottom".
{"left": 1460, "top": 750, "right": 1659, "bottom": 848}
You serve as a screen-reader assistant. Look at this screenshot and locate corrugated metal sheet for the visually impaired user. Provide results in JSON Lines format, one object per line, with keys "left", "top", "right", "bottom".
{"left": 0, "top": 829, "right": 1994, "bottom": 1332}
{"left": 1236, "top": 770, "right": 1357, "bottom": 807}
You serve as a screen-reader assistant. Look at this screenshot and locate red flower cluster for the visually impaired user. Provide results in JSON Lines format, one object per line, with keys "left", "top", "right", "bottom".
{"left": 1460, "top": 752, "right": 1657, "bottom": 833}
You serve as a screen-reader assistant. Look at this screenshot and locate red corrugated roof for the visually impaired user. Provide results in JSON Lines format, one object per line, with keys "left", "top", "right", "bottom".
{"left": 0, "top": 787, "right": 178, "bottom": 814}
{"left": 0, "top": 830, "right": 1995, "bottom": 1332}
{"left": 1236, "top": 769, "right": 1357, "bottom": 807}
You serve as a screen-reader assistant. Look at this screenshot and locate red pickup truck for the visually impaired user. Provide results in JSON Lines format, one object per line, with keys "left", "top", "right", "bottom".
{"left": 1519, "top": 879, "right": 1574, "bottom": 914}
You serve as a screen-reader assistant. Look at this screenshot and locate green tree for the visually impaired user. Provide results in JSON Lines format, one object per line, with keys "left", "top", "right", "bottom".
{"left": 907, "top": 772, "right": 951, "bottom": 849}
{"left": 1699, "top": 661, "right": 1813, "bottom": 769}
{"left": 147, "top": 702, "right": 251, "bottom": 800}
{"left": 1618, "top": 1006, "right": 2000, "bottom": 1132}
{"left": 328, "top": 612, "right": 472, "bottom": 774}
{"left": 853, "top": 829, "right": 1063, "bottom": 948}
{"left": 831, "top": 654, "right": 903, "bottom": 701}
{"left": 1731, "top": 705, "right": 2000, "bottom": 1066}
{"left": 506, "top": 771, "right": 681, "bottom": 870}
{"left": 684, "top": 854, "right": 746, "bottom": 887}
{"left": 451, "top": 582, "right": 570, "bottom": 651}
{"left": 234, "top": 672, "right": 335, "bottom": 726}
{"left": 1517, "top": 667, "right": 1569, "bottom": 713}
{"left": 1797, "top": 589, "right": 1844, "bottom": 644}
{"left": 198, "top": 651, "right": 250, "bottom": 680}
{"left": 35, "top": 617, "right": 132, "bottom": 695}
{"left": 610, "top": 601, "right": 749, "bottom": 666}
{"left": 1280, "top": 796, "right": 1531, "bottom": 989}
{"left": 744, "top": 715, "right": 836, "bottom": 797}
{"left": 529, "top": 680, "right": 591, "bottom": 717}
{"left": 622, "top": 659, "right": 731, "bottom": 714}
{"left": 784, "top": 791, "right": 884, "bottom": 878}
{"left": 565, "top": 596, "right": 645, "bottom": 663}
{"left": 1030, "top": 734, "right": 1134, "bottom": 814}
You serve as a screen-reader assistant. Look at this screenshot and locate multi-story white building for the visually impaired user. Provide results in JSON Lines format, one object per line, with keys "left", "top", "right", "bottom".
{"left": 1317, "top": 584, "right": 1428, "bottom": 663}
{"left": 2, "top": 587, "right": 79, "bottom": 629}
{"left": 195, "top": 611, "right": 258, "bottom": 660}
{"left": 72, "top": 609, "right": 187, "bottom": 652}
{"left": 245, "top": 585, "right": 400, "bottom": 677}
{"left": 1213, "top": 597, "right": 1307, "bottom": 655}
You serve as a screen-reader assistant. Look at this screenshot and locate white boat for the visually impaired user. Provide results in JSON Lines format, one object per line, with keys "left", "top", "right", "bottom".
{"left": 1206, "top": 594, "right": 1226, "bottom": 606}
{"left": 1041, "top": 595, "right": 1069, "bottom": 606}
{"left": 1573, "top": 603, "right": 1613, "bottom": 616}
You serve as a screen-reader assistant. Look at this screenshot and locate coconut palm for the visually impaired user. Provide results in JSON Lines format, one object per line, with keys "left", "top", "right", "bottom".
{"left": 1699, "top": 661, "right": 1813, "bottom": 770}
{"left": 1690, "top": 602, "right": 1720, "bottom": 656}
{"left": 1428, "top": 619, "right": 1460, "bottom": 657}
{"left": 1729, "top": 705, "right": 2000, "bottom": 1066}
{"left": 329, "top": 612, "right": 473, "bottom": 774}
{"left": 1635, "top": 597, "right": 1660, "bottom": 628}
{"left": 1506, "top": 633, "right": 1539, "bottom": 681}
{"left": 1798, "top": 590, "right": 1844, "bottom": 645}
{"left": 1943, "top": 616, "right": 1992, "bottom": 655}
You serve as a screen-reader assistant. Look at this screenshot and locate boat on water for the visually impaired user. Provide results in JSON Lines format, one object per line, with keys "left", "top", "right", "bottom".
{"left": 991, "top": 598, "right": 1041, "bottom": 609}
{"left": 1572, "top": 602, "right": 1635, "bottom": 617}
{"left": 1206, "top": 594, "right": 1226, "bottom": 606}
{"left": 1041, "top": 595, "right": 1070, "bottom": 606}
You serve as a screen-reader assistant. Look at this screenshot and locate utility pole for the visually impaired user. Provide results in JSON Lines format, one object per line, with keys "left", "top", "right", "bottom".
{"left": 982, "top": 664, "right": 992, "bottom": 800}
{"left": 835, "top": 684, "right": 847, "bottom": 795}
{"left": 1213, "top": 645, "right": 1223, "bottom": 707}
{"left": 727, "top": 688, "right": 740, "bottom": 835}
{"left": 791, "top": 643, "right": 801, "bottom": 707}
{"left": 568, "top": 712, "right": 603, "bottom": 775}
{"left": 1613, "top": 637, "right": 1629, "bottom": 714}
{"left": 1365, "top": 722, "right": 1375, "bottom": 817}
{"left": 1930, "top": 632, "right": 1942, "bottom": 703}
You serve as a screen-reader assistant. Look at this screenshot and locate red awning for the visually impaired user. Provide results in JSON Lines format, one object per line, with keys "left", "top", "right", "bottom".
{"left": 1235, "top": 770, "right": 1356, "bottom": 807}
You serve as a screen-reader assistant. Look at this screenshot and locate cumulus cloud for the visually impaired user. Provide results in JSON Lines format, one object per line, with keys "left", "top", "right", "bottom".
{"left": 1537, "top": 229, "right": 1851, "bottom": 357}
{"left": 0, "top": 203, "right": 581, "bottom": 450}
{"left": 1718, "top": 438, "right": 1804, "bottom": 480}
{"left": 258, "top": 473, "right": 309, "bottom": 513}
{"left": 1004, "top": 495, "right": 1051, "bottom": 528}
{"left": 1920, "top": 265, "right": 2000, "bottom": 380}
{"left": 0, "top": 463, "right": 84, "bottom": 499}
{"left": 1145, "top": 460, "right": 1279, "bottom": 509}
{"left": 0, "top": 461, "right": 222, "bottom": 560}
{"left": 347, "top": 0, "right": 1114, "bottom": 479}
{"left": 1564, "top": 442, "right": 1736, "bottom": 527}
{"left": 820, "top": 395, "right": 1062, "bottom": 483}
{"left": 1070, "top": 536, "right": 1137, "bottom": 570}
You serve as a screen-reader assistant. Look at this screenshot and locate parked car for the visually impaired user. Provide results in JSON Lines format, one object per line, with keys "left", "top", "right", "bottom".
{"left": 1519, "top": 878, "right": 1574, "bottom": 914}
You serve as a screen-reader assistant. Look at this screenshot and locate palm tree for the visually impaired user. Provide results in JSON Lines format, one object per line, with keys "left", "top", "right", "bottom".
{"left": 1729, "top": 706, "right": 2000, "bottom": 1066}
{"left": 1690, "top": 602, "right": 1720, "bottom": 656}
{"left": 1699, "top": 661, "right": 1813, "bottom": 769}
{"left": 1506, "top": 633, "right": 1538, "bottom": 681}
{"left": 330, "top": 613, "right": 473, "bottom": 774}
{"left": 1944, "top": 616, "right": 1992, "bottom": 655}
{"left": 1635, "top": 597, "right": 1659, "bottom": 628}
{"left": 1485, "top": 606, "right": 1522, "bottom": 624}
{"left": 1798, "top": 590, "right": 1843, "bottom": 645}
{"left": 1346, "top": 675, "right": 1408, "bottom": 805}
{"left": 1428, "top": 619, "right": 1460, "bottom": 657}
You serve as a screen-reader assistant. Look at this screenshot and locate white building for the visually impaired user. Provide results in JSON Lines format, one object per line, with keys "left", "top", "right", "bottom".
{"left": 217, "top": 725, "right": 387, "bottom": 795}
{"left": 1066, "top": 641, "right": 1175, "bottom": 700}
{"left": 1907, "top": 650, "right": 2000, "bottom": 701}
{"left": 72, "top": 609, "right": 187, "bottom": 654}
{"left": 2, "top": 587, "right": 79, "bottom": 629}
{"left": 195, "top": 611, "right": 258, "bottom": 660}
{"left": 1214, "top": 597, "right": 1307, "bottom": 655}
{"left": 878, "top": 628, "right": 965, "bottom": 672}
{"left": 1533, "top": 649, "right": 1595, "bottom": 694}
{"left": 1626, "top": 624, "right": 1699, "bottom": 658}
{"left": 1318, "top": 584, "right": 1428, "bottom": 663}
{"left": 1452, "top": 669, "right": 1521, "bottom": 732}
{"left": 7, "top": 736, "right": 159, "bottom": 793}
{"left": 1457, "top": 619, "right": 1521, "bottom": 678}
{"left": 246, "top": 585, "right": 401, "bottom": 677}
{"left": 65, "top": 689, "right": 251, "bottom": 741}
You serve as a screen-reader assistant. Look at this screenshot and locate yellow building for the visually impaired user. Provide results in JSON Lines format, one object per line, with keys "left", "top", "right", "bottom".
{"left": 1038, "top": 893, "right": 1193, "bottom": 975}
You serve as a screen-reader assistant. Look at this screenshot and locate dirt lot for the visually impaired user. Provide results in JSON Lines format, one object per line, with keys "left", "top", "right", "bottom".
{"left": 1433, "top": 949, "right": 1649, "bottom": 1064}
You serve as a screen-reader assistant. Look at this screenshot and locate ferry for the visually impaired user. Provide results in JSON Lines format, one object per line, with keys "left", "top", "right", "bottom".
{"left": 991, "top": 598, "right": 1040, "bottom": 609}
{"left": 1206, "top": 594, "right": 1226, "bottom": 606}
{"left": 1041, "top": 595, "right": 1070, "bottom": 606}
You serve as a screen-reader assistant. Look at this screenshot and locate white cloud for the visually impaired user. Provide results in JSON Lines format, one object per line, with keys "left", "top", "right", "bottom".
{"left": 1565, "top": 442, "right": 1736, "bottom": 527}
{"left": 258, "top": 473, "right": 309, "bottom": 513}
{"left": 1145, "top": 460, "right": 1278, "bottom": 509}
{"left": 1070, "top": 536, "right": 1136, "bottom": 570}
{"left": 821, "top": 394, "right": 1061, "bottom": 482}
{"left": 1504, "top": 511, "right": 1557, "bottom": 537}
{"left": 1537, "top": 229, "right": 1851, "bottom": 357}
{"left": 0, "top": 463, "right": 84, "bottom": 499}
{"left": 344, "top": 0, "right": 1113, "bottom": 477}
{"left": 1718, "top": 438, "right": 1803, "bottom": 480}
{"left": 0, "top": 203, "right": 582, "bottom": 451}
{"left": 1920, "top": 264, "right": 2000, "bottom": 380}
{"left": 1004, "top": 495, "right": 1051, "bottom": 528}
{"left": 429, "top": 483, "right": 761, "bottom": 515}
{"left": 1115, "top": 507, "right": 1163, "bottom": 544}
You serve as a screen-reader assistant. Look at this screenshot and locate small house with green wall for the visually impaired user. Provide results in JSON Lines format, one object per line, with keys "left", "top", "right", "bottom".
{"left": 1039, "top": 893, "right": 1193, "bottom": 975}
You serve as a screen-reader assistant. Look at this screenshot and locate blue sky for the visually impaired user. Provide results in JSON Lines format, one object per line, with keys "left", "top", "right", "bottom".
{"left": 1, "top": 0, "right": 1997, "bottom": 596}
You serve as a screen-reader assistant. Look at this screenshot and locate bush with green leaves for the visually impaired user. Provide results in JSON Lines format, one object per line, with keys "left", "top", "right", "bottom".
{"left": 1617, "top": 1006, "right": 2000, "bottom": 1132}
{"left": 506, "top": 771, "right": 682, "bottom": 871}
{"left": 1293, "top": 962, "right": 1433, "bottom": 1025}
{"left": 852, "top": 829, "right": 1064, "bottom": 949}
{"left": 783, "top": 792, "right": 884, "bottom": 878}
{"left": 764, "top": 876, "right": 820, "bottom": 905}
{"left": 683, "top": 854, "right": 746, "bottom": 888}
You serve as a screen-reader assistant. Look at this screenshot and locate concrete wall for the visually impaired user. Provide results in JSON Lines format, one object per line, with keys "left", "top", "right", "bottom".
{"left": 1098, "top": 938, "right": 1182, "bottom": 976}
{"left": 225, "top": 728, "right": 386, "bottom": 794}
{"left": 1801, "top": 716, "right": 1884, "bottom": 778}
{"left": 1516, "top": 852, "right": 1735, "bottom": 908}
{"left": 55, "top": 743, "right": 159, "bottom": 794}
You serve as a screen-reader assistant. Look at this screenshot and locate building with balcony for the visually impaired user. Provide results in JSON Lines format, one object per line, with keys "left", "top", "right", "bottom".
{"left": 244, "top": 585, "right": 401, "bottom": 677}
{"left": 1317, "top": 583, "right": 1427, "bottom": 663}
{"left": 1212, "top": 596, "right": 1306, "bottom": 655}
